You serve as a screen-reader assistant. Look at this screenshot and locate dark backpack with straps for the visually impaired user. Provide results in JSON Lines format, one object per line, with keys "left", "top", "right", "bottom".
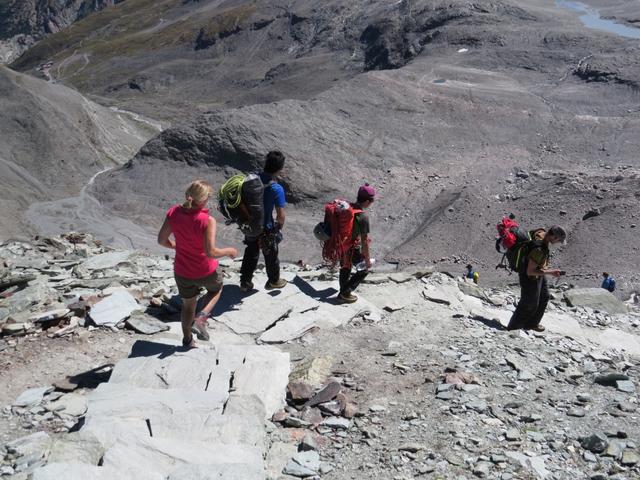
{"left": 218, "top": 173, "right": 267, "bottom": 238}
{"left": 496, "top": 217, "right": 545, "bottom": 273}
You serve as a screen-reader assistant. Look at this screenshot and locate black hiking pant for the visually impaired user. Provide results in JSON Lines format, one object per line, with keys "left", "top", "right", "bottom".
{"left": 339, "top": 249, "right": 368, "bottom": 295}
{"left": 508, "top": 273, "right": 549, "bottom": 330}
{"left": 240, "top": 233, "right": 280, "bottom": 285}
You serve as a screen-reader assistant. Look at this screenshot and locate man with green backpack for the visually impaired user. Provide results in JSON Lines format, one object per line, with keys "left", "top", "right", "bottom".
{"left": 505, "top": 225, "right": 567, "bottom": 332}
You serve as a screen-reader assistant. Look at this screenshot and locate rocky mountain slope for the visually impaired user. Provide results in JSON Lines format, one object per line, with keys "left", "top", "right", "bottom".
{"left": 4, "top": 0, "right": 640, "bottom": 288}
{"left": 0, "top": 234, "right": 639, "bottom": 479}
{"left": 0, "top": 0, "right": 121, "bottom": 63}
{"left": 7, "top": 0, "right": 588, "bottom": 121}
{"left": 0, "top": 66, "right": 159, "bottom": 240}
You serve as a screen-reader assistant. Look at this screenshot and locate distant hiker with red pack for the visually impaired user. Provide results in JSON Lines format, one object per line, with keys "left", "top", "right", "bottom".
{"left": 157, "top": 180, "right": 238, "bottom": 348}
{"left": 317, "top": 184, "right": 375, "bottom": 303}
{"left": 495, "top": 219, "right": 567, "bottom": 332}
{"left": 239, "top": 151, "right": 288, "bottom": 292}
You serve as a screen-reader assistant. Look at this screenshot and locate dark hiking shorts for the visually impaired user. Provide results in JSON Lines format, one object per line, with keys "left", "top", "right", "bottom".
{"left": 174, "top": 269, "right": 223, "bottom": 299}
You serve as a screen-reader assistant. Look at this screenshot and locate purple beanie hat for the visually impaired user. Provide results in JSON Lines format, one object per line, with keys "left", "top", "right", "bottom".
{"left": 357, "top": 183, "right": 376, "bottom": 201}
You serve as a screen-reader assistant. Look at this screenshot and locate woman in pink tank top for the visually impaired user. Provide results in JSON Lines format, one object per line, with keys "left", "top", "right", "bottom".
{"left": 157, "top": 180, "right": 237, "bottom": 348}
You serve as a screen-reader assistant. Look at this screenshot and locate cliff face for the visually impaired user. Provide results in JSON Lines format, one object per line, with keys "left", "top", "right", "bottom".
{"left": 0, "top": 0, "right": 121, "bottom": 63}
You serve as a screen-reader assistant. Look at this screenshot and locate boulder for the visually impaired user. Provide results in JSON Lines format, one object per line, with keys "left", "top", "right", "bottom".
{"left": 564, "top": 288, "right": 628, "bottom": 315}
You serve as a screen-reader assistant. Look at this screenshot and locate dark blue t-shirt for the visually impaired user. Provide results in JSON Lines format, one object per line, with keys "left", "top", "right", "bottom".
{"left": 260, "top": 172, "right": 286, "bottom": 229}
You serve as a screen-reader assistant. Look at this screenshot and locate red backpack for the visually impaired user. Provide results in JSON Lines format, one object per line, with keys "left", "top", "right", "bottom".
{"left": 321, "top": 200, "right": 362, "bottom": 267}
{"left": 495, "top": 216, "right": 545, "bottom": 272}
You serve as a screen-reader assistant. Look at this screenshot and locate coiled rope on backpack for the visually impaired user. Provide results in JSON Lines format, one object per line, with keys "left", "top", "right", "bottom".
{"left": 218, "top": 174, "right": 245, "bottom": 209}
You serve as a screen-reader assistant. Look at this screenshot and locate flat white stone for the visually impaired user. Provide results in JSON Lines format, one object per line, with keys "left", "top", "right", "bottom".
{"left": 564, "top": 288, "right": 628, "bottom": 315}
{"left": 102, "top": 437, "right": 263, "bottom": 478}
{"left": 29, "top": 308, "right": 70, "bottom": 323}
{"left": 47, "top": 431, "right": 103, "bottom": 465}
{"left": 89, "top": 290, "right": 140, "bottom": 326}
{"left": 223, "top": 393, "right": 267, "bottom": 420}
{"left": 232, "top": 350, "right": 290, "bottom": 418}
{"left": 14, "top": 386, "right": 53, "bottom": 407}
{"left": 86, "top": 383, "right": 227, "bottom": 419}
{"left": 46, "top": 393, "right": 88, "bottom": 416}
{"left": 217, "top": 289, "right": 317, "bottom": 334}
{"left": 258, "top": 314, "right": 318, "bottom": 344}
{"left": 109, "top": 349, "right": 229, "bottom": 393}
{"left": 266, "top": 441, "right": 298, "bottom": 480}
{"left": 31, "top": 462, "right": 163, "bottom": 480}
{"left": 84, "top": 251, "right": 132, "bottom": 271}
{"left": 167, "top": 464, "right": 265, "bottom": 480}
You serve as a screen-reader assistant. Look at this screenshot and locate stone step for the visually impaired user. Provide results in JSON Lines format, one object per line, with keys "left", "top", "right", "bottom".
{"left": 232, "top": 350, "right": 290, "bottom": 419}
{"left": 109, "top": 349, "right": 230, "bottom": 392}
{"left": 31, "top": 462, "right": 164, "bottom": 480}
{"left": 86, "top": 383, "right": 228, "bottom": 420}
{"left": 83, "top": 412, "right": 266, "bottom": 452}
{"left": 101, "top": 436, "right": 264, "bottom": 478}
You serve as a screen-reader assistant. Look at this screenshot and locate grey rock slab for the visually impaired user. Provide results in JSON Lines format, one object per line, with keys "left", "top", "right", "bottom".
{"left": 602, "top": 440, "right": 624, "bottom": 458}
{"left": 564, "top": 288, "right": 628, "bottom": 314}
{"left": 125, "top": 313, "right": 170, "bottom": 335}
{"left": 266, "top": 442, "right": 298, "bottom": 480}
{"left": 166, "top": 463, "right": 265, "bottom": 480}
{"left": 616, "top": 380, "right": 635, "bottom": 393}
{"left": 505, "top": 354, "right": 524, "bottom": 372}
{"left": 224, "top": 393, "right": 267, "bottom": 420}
{"left": 89, "top": 289, "right": 140, "bottom": 326}
{"left": 29, "top": 308, "right": 70, "bottom": 323}
{"left": 48, "top": 431, "right": 104, "bottom": 465}
{"left": 0, "top": 282, "right": 53, "bottom": 321}
{"left": 473, "top": 461, "right": 492, "bottom": 478}
{"left": 232, "top": 349, "right": 290, "bottom": 418}
{"left": 422, "top": 289, "right": 453, "bottom": 306}
{"left": 30, "top": 462, "right": 164, "bottom": 480}
{"left": 84, "top": 251, "right": 132, "bottom": 271}
{"left": 102, "top": 437, "right": 263, "bottom": 478}
{"left": 14, "top": 386, "right": 53, "bottom": 407}
{"left": 457, "top": 280, "right": 487, "bottom": 300}
{"left": 621, "top": 450, "right": 640, "bottom": 466}
{"left": 81, "top": 416, "right": 150, "bottom": 450}
{"left": 218, "top": 288, "right": 317, "bottom": 334}
{"left": 46, "top": 393, "right": 88, "bottom": 416}
{"left": 86, "top": 383, "right": 227, "bottom": 419}
{"left": 284, "top": 450, "right": 320, "bottom": 477}
{"left": 581, "top": 433, "right": 609, "bottom": 453}
{"left": 109, "top": 349, "right": 229, "bottom": 396}
{"left": 505, "top": 428, "right": 521, "bottom": 441}
{"left": 505, "top": 451, "right": 549, "bottom": 479}
{"left": 215, "top": 344, "right": 258, "bottom": 371}
{"left": 567, "top": 407, "right": 586, "bottom": 418}
{"left": 321, "top": 416, "right": 350, "bottom": 429}
{"left": 4, "top": 432, "right": 51, "bottom": 462}
{"left": 389, "top": 272, "right": 415, "bottom": 283}
{"left": 258, "top": 313, "right": 318, "bottom": 344}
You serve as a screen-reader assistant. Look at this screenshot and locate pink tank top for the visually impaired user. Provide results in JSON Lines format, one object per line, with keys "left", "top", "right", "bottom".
{"left": 166, "top": 205, "right": 218, "bottom": 279}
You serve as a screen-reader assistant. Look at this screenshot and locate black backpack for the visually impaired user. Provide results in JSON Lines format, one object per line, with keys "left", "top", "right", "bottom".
{"left": 218, "top": 173, "right": 265, "bottom": 237}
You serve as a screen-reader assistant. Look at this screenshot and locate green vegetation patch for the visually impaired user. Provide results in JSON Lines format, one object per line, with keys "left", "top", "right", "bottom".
{"left": 12, "top": 1, "right": 257, "bottom": 73}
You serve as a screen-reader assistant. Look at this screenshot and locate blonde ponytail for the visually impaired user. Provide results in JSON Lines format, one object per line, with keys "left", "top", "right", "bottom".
{"left": 182, "top": 180, "right": 212, "bottom": 209}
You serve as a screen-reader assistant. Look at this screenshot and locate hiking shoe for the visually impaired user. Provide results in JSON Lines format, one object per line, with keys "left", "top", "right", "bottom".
{"left": 192, "top": 313, "right": 210, "bottom": 341}
{"left": 182, "top": 335, "right": 197, "bottom": 349}
{"left": 265, "top": 278, "right": 288, "bottom": 290}
{"left": 338, "top": 292, "right": 358, "bottom": 303}
{"left": 532, "top": 324, "right": 545, "bottom": 332}
{"left": 240, "top": 281, "right": 254, "bottom": 292}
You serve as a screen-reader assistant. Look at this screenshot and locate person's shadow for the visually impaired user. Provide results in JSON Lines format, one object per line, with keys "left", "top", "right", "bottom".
{"left": 471, "top": 314, "right": 507, "bottom": 331}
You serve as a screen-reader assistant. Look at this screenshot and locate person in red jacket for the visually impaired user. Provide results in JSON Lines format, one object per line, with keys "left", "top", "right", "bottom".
{"left": 157, "top": 180, "right": 237, "bottom": 348}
